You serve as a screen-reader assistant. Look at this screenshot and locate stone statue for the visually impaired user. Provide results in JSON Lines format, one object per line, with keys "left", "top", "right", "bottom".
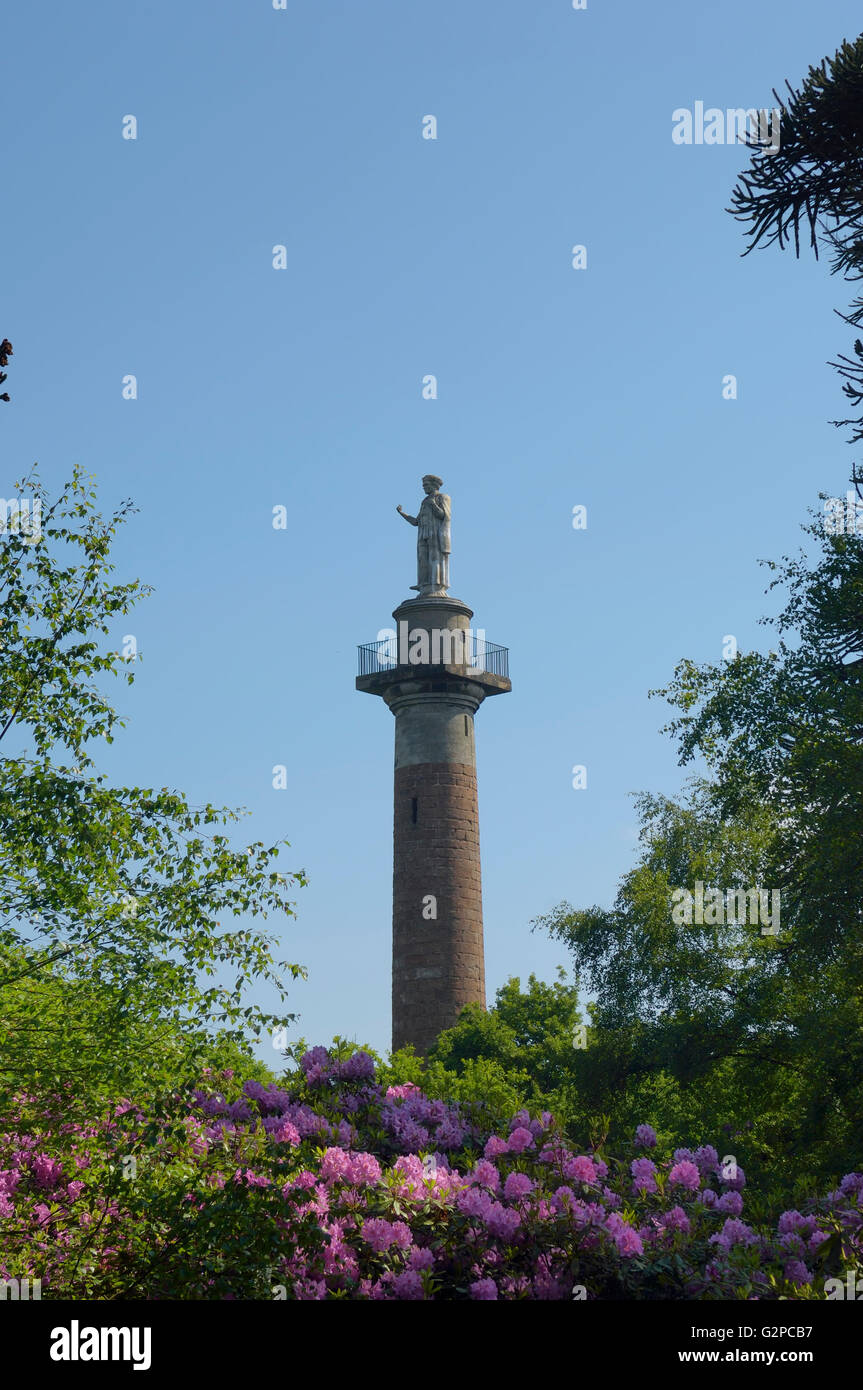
{"left": 396, "top": 475, "right": 451, "bottom": 596}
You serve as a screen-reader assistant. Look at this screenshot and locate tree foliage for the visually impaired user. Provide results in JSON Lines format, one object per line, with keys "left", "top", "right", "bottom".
{"left": 729, "top": 35, "right": 863, "bottom": 484}
{"left": 0, "top": 337, "right": 12, "bottom": 403}
{"left": 729, "top": 36, "right": 863, "bottom": 276}
{"left": 533, "top": 517, "right": 863, "bottom": 1186}
{"left": 0, "top": 468, "right": 306, "bottom": 1103}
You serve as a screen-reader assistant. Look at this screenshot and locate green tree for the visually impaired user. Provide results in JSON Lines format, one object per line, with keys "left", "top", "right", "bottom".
{"left": 380, "top": 972, "right": 584, "bottom": 1133}
{"left": 729, "top": 36, "right": 863, "bottom": 273}
{"left": 0, "top": 337, "right": 12, "bottom": 403}
{"left": 537, "top": 516, "right": 863, "bottom": 1184}
{"left": 535, "top": 787, "right": 801, "bottom": 1166}
{"left": 0, "top": 468, "right": 306, "bottom": 1104}
{"left": 655, "top": 519, "right": 863, "bottom": 1172}
{"left": 729, "top": 35, "right": 863, "bottom": 485}
{"left": 430, "top": 972, "right": 582, "bottom": 1096}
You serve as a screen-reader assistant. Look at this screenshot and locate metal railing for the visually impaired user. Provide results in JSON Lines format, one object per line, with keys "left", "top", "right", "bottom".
{"left": 358, "top": 635, "right": 509, "bottom": 679}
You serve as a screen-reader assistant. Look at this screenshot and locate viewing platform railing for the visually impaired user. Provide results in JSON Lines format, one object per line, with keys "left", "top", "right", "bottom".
{"left": 358, "top": 636, "right": 509, "bottom": 679}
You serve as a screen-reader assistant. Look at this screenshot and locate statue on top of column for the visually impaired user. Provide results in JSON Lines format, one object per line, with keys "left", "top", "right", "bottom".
{"left": 396, "top": 476, "right": 451, "bottom": 596}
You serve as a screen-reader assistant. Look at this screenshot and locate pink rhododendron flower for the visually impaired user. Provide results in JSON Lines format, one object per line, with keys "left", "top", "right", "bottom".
{"left": 469, "top": 1159, "right": 501, "bottom": 1192}
{"left": 500, "top": 1274, "right": 531, "bottom": 1296}
{"left": 361, "top": 1218, "right": 412, "bottom": 1253}
{"left": 458, "top": 1186, "right": 494, "bottom": 1221}
{"left": 551, "top": 1185, "right": 577, "bottom": 1214}
{"left": 386, "top": 1083, "right": 422, "bottom": 1100}
{"left": 30, "top": 1153, "right": 64, "bottom": 1189}
{"left": 234, "top": 1168, "right": 270, "bottom": 1188}
{"left": 503, "top": 1172, "right": 534, "bottom": 1201}
{"left": 392, "top": 1154, "right": 424, "bottom": 1185}
{"left": 693, "top": 1145, "right": 719, "bottom": 1176}
{"left": 533, "top": 1272, "right": 570, "bottom": 1298}
{"left": 717, "top": 1191, "right": 743, "bottom": 1216}
{"left": 777, "top": 1209, "right": 812, "bottom": 1235}
{"left": 720, "top": 1164, "right": 746, "bottom": 1193}
{"left": 347, "top": 1151, "right": 382, "bottom": 1186}
{"left": 484, "top": 1136, "right": 509, "bottom": 1159}
{"left": 320, "top": 1147, "right": 352, "bottom": 1182}
{"left": 338, "top": 1051, "right": 375, "bottom": 1082}
{"left": 660, "top": 1205, "right": 690, "bottom": 1234}
{"left": 485, "top": 1202, "right": 521, "bottom": 1240}
{"left": 631, "top": 1157, "right": 658, "bottom": 1195}
{"left": 290, "top": 1170, "right": 317, "bottom": 1191}
{"left": 391, "top": 1221, "right": 412, "bottom": 1250}
{"left": 613, "top": 1225, "right": 644, "bottom": 1258}
{"left": 538, "top": 1141, "right": 568, "bottom": 1165}
{"left": 668, "top": 1161, "right": 700, "bottom": 1193}
{"left": 839, "top": 1173, "right": 863, "bottom": 1198}
{"left": 631, "top": 1157, "right": 657, "bottom": 1180}
{"left": 507, "top": 1127, "right": 534, "bottom": 1154}
{"left": 784, "top": 1259, "right": 812, "bottom": 1286}
{"left": 709, "top": 1218, "right": 756, "bottom": 1250}
{"left": 300, "top": 1046, "right": 330, "bottom": 1074}
{"left": 564, "top": 1155, "right": 598, "bottom": 1184}
{"left": 387, "top": 1268, "right": 425, "bottom": 1299}
{"left": 635, "top": 1124, "right": 657, "bottom": 1149}
{"left": 469, "top": 1277, "right": 498, "bottom": 1300}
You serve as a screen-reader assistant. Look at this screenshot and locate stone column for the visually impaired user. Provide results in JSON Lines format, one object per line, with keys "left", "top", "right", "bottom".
{"left": 357, "top": 594, "right": 510, "bottom": 1054}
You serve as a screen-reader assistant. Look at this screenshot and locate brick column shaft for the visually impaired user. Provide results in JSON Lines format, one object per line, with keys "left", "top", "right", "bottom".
{"left": 355, "top": 593, "right": 510, "bottom": 1056}
{"left": 392, "top": 759, "right": 485, "bottom": 1053}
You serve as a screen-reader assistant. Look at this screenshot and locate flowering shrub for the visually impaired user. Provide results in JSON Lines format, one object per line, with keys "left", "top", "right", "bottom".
{"left": 0, "top": 1048, "right": 860, "bottom": 1300}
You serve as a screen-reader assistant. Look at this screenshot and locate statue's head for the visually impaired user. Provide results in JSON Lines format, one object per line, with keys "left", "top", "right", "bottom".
{"left": 422, "top": 474, "right": 443, "bottom": 494}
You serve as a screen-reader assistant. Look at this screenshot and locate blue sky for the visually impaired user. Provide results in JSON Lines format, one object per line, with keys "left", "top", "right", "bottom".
{"left": 3, "top": 0, "right": 860, "bottom": 1060}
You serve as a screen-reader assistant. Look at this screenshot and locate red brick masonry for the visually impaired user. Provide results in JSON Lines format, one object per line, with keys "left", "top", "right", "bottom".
{"left": 392, "top": 761, "right": 486, "bottom": 1053}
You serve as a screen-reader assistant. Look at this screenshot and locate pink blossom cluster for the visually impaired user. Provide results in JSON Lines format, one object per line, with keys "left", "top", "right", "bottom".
{"left": 1, "top": 1052, "right": 861, "bottom": 1300}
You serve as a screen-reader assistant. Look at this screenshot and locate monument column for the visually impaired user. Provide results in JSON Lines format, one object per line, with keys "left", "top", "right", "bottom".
{"left": 356, "top": 479, "right": 511, "bottom": 1054}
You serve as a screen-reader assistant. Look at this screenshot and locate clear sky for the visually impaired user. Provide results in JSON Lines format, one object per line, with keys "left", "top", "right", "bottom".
{"left": 3, "top": 0, "right": 859, "bottom": 1060}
